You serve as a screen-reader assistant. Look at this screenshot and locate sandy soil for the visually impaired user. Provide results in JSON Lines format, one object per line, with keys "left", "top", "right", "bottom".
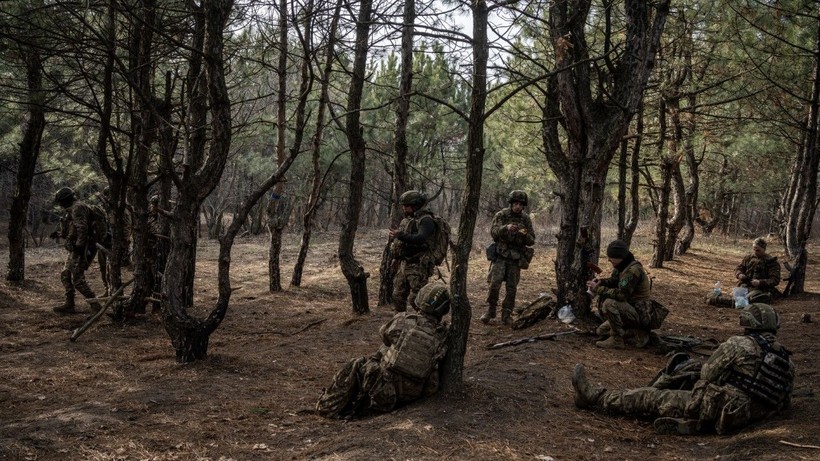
{"left": 0, "top": 229, "right": 817, "bottom": 461}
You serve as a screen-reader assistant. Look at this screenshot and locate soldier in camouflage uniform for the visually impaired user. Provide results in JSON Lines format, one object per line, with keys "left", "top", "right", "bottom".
{"left": 316, "top": 282, "right": 451, "bottom": 418}
{"left": 52, "top": 187, "right": 104, "bottom": 314}
{"left": 588, "top": 240, "right": 665, "bottom": 349}
{"left": 572, "top": 304, "right": 794, "bottom": 435}
{"left": 481, "top": 190, "right": 536, "bottom": 326}
{"left": 389, "top": 190, "right": 437, "bottom": 312}
{"left": 735, "top": 237, "right": 781, "bottom": 304}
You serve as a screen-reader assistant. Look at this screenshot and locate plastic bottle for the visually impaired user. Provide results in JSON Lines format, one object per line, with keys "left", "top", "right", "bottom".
{"left": 557, "top": 305, "right": 575, "bottom": 324}
{"left": 712, "top": 281, "right": 721, "bottom": 297}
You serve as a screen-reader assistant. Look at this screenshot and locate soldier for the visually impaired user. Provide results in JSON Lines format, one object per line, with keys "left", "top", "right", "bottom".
{"left": 481, "top": 190, "right": 536, "bottom": 326}
{"left": 572, "top": 304, "right": 795, "bottom": 435}
{"left": 587, "top": 240, "right": 667, "bottom": 349}
{"left": 52, "top": 187, "right": 103, "bottom": 314}
{"left": 389, "top": 190, "right": 437, "bottom": 312}
{"left": 735, "top": 237, "right": 781, "bottom": 304}
{"left": 316, "top": 282, "right": 451, "bottom": 418}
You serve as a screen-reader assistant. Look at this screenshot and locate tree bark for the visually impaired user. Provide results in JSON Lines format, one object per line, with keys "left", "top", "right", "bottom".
{"left": 7, "top": 44, "right": 45, "bottom": 282}
{"left": 378, "top": 0, "right": 414, "bottom": 306}
{"left": 441, "top": 0, "right": 488, "bottom": 391}
{"left": 338, "top": 0, "right": 373, "bottom": 315}
{"left": 544, "top": 0, "right": 671, "bottom": 317}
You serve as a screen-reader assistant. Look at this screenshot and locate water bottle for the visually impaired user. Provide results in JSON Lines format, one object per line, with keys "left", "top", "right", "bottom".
{"left": 558, "top": 305, "right": 575, "bottom": 324}
{"left": 712, "top": 281, "right": 721, "bottom": 297}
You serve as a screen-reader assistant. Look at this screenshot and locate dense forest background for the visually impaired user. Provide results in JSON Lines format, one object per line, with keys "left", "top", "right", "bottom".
{"left": 1, "top": 1, "right": 818, "bottom": 369}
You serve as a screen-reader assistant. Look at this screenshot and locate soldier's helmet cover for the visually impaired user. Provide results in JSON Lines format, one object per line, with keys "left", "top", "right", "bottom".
{"left": 740, "top": 303, "right": 780, "bottom": 332}
{"left": 55, "top": 187, "right": 76, "bottom": 206}
{"left": 399, "top": 190, "right": 427, "bottom": 207}
{"left": 508, "top": 190, "right": 528, "bottom": 206}
{"left": 415, "top": 282, "right": 451, "bottom": 318}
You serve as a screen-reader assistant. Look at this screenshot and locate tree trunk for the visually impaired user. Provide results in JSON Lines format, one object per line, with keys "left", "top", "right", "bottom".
{"left": 544, "top": 0, "right": 671, "bottom": 317}
{"left": 378, "top": 0, "right": 414, "bottom": 306}
{"left": 662, "top": 158, "right": 685, "bottom": 261}
{"left": 292, "top": 0, "right": 342, "bottom": 288}
{"left": 441, "top": 0, "right": 488, "bottom": 391}
{"left": 651, "top": 157, "right": 673, "bottom": 268}
{"left": 623, "top": 106, "right": 643, "bottom": 246}
{"left": 267, "top": 195, "right": 292, "bottom": 292}
{"left": 338, "top": 0, "right": 373, "bottom": 315}
{"left": 7, "top": 45, "right": 45, "bottom": 282}
{"left": 783, "top": 19, "right": 820, "bottom": 294}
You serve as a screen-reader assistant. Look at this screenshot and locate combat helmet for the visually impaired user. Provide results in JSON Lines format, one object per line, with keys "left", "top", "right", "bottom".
{"left": 399, "top": 190, "right": 427, "bottom": 208}
{"left": 415, "top": 282, "right": 451, "bottom": 319}
{"left": 508, "top": 190, "right": 528, "bottom": 206}
{"left": 54, "top": 187, "right": 76, "bottom": 207}
{"left": 740, "top": 303, "right": 780, "bottom": 332}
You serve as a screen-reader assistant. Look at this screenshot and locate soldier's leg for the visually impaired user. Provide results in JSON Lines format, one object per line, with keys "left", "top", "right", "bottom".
{"left": 406, "top": 262, "right": 429, "bottom": 311}
{"left": 596, "top": 299, "right": 640, "bottom": 349}
{"left": 70, "top": 253, "right": 100, "bottom": 312}
{"left": 482, "top": 261, "right": 505, "bottom": 323}
{"left": 316, "top": 357, "right": 366, "bottom": 418}
{"left": 97, "top": 249, "right": 109, "bottom": 297}
{"left": 600, "top": 387, "right": 691, "bottom": 418}
{"left": 54, "top": 253, "right": 77, "bottom": 313}
{"left": 392, "top": 262, "right": 410, "bottom": 312}
{"left": 501, "top": 262, "right": 521, "bottom": 325}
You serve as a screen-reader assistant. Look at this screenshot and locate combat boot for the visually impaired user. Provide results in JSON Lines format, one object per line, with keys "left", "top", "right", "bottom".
{"left": 572, "top": 363, "right": 605, "bottom": 409}
{"left": 653, "top": 417, "right": 699, "bottom": 435}
{"left": 595, "top": 335, "right": 625, "bottom": 349}
{"left": 595, "top": 320, "right": 611, "bottom": 336}
{"left": 53, "top": 297, "right": 76, "bottom": 314}
{"left": 480, "top": 305, "right": 496, "bottom": 324}
{"left": 632, "top": 329, "right": 651, "bottom": 348}
{"left": 501, "top": 309, "right": 512, "bottom": 326}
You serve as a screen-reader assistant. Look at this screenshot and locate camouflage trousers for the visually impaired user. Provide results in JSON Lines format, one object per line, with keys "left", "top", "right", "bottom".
{"left": 393, "top": 260, "right": 433, "bottom": 312}
{"left": 61, "top": 251, "right": 97, "bottom": 301}
{"left": 601, "top": 381, "right": 761, "bottom": 434}
{"left": 316, "top": 356, "right": 404, "bottom": 418}
{"left": 599, "top": 298, "right": 642, "bottom": 337}
{"left": 486, "top": 258, "right": 521, "bottom": 312}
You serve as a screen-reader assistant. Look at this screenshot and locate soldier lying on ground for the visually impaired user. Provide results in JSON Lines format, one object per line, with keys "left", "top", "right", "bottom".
{"left": 316, "top": 282, "right": 450, "bottom": 418}
{"left": 572, "top": 304, "right": 794, "bottom": 435}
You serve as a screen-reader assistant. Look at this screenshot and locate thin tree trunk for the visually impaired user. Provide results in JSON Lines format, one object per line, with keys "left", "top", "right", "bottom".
{"left": 338, "top": 0, "right": 373, "bottom": 315}
{"left": 7, "top": 45, "right": 45, "bottom": 282}
{"left": 623, "top": 105, "right": 643, "bottom": 246}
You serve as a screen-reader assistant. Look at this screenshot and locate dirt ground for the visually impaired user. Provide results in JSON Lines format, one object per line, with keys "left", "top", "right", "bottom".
{"left": 0, "top": 229, "right": 818, "bottom": 461}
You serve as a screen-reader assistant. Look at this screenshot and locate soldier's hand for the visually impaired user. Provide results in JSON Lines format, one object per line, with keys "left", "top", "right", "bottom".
{"left": 737, "top": 272, "right": 746, "bottom": 281}
{"left": 518, "top": 228, "right": 528, "bottom": 235}
{"left": 751, "top": 279, "right": 761, "bottom": 287}
{"left": 587, "top": 278, "right": 600, "bottom": 290}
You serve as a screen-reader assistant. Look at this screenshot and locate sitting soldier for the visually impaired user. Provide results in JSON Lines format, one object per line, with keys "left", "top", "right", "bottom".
{"left": 735, "top": 237, "right": 781, "bottom": 304}
{"left": 316, "top": 282, "right": 451, "bottom": 418}
{"left": 587, "top": 240, "right": 667, "bottom": 349}
{"left": 572, "top": 303, "right": 795, "bottom": 435}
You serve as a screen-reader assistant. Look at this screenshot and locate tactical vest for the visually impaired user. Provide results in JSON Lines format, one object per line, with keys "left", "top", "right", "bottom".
{"left": 622, "top": 261, "right": 651, "bottom": 302}
{"left": 726, "top": 334, "right": 793, "bottom": 408}
{"left": 392, "top": 211, "right": 434, "bottom": 260}
{"left": 494, "top": 209, "right": 532, "bottom": 260}
{"left": 382, "top": 315, "right": 445, "bottom": 381}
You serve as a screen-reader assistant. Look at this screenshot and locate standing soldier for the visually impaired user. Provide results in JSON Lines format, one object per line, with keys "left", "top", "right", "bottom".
{"left": 735, "top": 237, "right": 781, "bottom": 303}
{"left": 481, "top": 190, "right": 536, "bottom": 326}
{"left": 52, "top": 187, "right": 103, "bottom": 314}
{"left": 389, "top": 190, "right": 437, "bottom": 312}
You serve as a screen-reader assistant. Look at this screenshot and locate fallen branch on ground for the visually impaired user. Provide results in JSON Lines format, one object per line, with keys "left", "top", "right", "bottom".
{"left": 487, "top": 329, "right": 578, "bottom": 350}
{"left": 70, "top": 278, "right": 134, "bottom": 342}
{"left": 779, "top": 440, "right": 820, "bottom": 449}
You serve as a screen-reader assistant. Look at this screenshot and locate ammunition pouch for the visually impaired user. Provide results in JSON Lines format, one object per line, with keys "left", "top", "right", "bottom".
{"left": 485, "top": 242, "right": 497, "bottom": 262}
{"left": 519, "top": 246, "right": 535, "bottom": 269}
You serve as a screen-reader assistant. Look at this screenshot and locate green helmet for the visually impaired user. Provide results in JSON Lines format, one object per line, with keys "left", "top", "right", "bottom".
{"left": 415, "top": 282, "right": 451, "bottom": 318}
{"left": 55, "top": 187, "right": 76, "bottom": 206}
{"left": 399, "top": 190, "right": 427, "bottom": 207}
{"left": 508, "top": 190, "right": 528, "bottom": 206}
{"left": 739, "top": 303, "right": 780, "bottom": 332}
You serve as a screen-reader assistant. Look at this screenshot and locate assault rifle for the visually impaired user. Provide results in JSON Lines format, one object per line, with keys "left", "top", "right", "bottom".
{"left": 486, "top": 329, "right": 578, "bottom": 350}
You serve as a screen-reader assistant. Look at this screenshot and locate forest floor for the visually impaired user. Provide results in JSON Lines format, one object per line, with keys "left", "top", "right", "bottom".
{"left": 0, "top": 227, "right": 818, "bottom": 461}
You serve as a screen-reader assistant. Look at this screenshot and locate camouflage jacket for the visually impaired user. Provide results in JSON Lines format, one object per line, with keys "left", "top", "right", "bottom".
{"left": 735, "top": 253, "right": 781, "bottom": 290}
{"left": 392, "top": 210, "right": 436, "bottom": 261}
{"left": 686, "top": 333, "right": 795, "bottom": 431}
{"left": 490, "top": 208, "right": 535, "bottom": 260}
{"left": 595, "top": 259, "right": 651, "bottom": 303}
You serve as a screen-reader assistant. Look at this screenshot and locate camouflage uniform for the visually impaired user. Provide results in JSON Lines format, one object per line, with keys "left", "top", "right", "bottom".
{"left": 485, "top": 207, "right": 535, "bottom": 323}
{"left": 580, "top": 333, "right": 794, "bottom": 434}
{"left": 735, "top": 253, "right": 781, "bottom": 303}
{"left": 317, "top": 284, "right": 450, "bottom": 418}
{"left": 575, "top": 304, "right": 794, "bottom": 435}
{"left": 593, "top": 258, "right": 655, "bottom": 346}
{"left": 58, "top": 201, "right": 103, "bottom": 311}
{"left": 391, "top": 210, "right": 436, "bottom": 312}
